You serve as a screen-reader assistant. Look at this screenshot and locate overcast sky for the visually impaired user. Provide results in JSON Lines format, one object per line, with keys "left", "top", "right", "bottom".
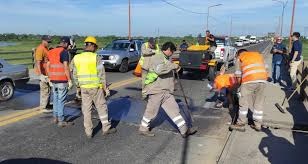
{"left": 0, "top": 0, "right": 307, "bottom": 37}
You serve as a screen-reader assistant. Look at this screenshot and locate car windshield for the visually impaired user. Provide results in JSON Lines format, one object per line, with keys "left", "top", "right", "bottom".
{"left": 215, "top": 38, "right": 225, "bottom": 45}
{"left": 104, "top": 42, "right": 130, "bottom": 50}
{"left": 236, "top": 40, "right": 243, "bottom": 43}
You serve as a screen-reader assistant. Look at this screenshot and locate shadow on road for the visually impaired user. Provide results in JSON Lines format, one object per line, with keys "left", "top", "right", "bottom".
{"left": 0, "top": 158, "right": 71, "bottom": 164}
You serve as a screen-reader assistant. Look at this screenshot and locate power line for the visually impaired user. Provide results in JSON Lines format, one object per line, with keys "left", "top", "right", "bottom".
{"left": 160, "top": 0, "right": 207, "bottom": 15}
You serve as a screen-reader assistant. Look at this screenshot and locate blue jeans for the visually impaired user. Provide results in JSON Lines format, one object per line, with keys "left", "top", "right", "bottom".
{"left": 52, "top": 83, "right": 68, "bottom": 121}
{"left": 272, "top": 62, "right": 282, "bottom": 84}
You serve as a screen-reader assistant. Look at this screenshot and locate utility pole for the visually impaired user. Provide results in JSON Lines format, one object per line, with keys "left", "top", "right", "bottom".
{"left": 273, "top": 0, "right": 288, "bottom": 36}
{"left": 229, "top": 16, "right": 233, "bottom": 38}
{"left": 128, "top": 0, "right": 131, "bottom": 40}
{"left": 288, "top": 0, "right": 296, "bottom": 52}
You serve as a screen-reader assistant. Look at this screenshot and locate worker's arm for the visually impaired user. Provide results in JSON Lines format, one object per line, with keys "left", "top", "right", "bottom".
{"left": 97, "top": 56, "right": 107, "bottom": 89}
{"left": 234, "top": 58, "right": 242, "bottom": 79}
{"left": 291, "top": 41, "right": 301, "bottom": 62}
{"left": 46, "top": 61, "right": 50, "bottom": 77}
{"left": 292, "top": 51, "right": 299, "bottom": 62}
{"left": 63, "top": 61, "right": 71, "bottom": 81}
{"left": 141, "top": 44, "right": 155, "bottom": 57}
{"left": 71, "top": 59, "right": 79, "bottom": 86}
{"left": 60, "top": 50, "right": 71, "bottom": 80}
{"left": 35, "top": 48, "right": 44, "bottom": 75}
{"left": 207, "top": 37, "right": 215, "bottom": 42}
{"left": 152, "top": 56, "right": 178, "bottom": 76}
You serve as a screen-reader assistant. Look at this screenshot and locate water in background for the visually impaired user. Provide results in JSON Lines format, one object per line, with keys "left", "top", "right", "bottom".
{"left": 0, "top": 42, "right": 17, "bottom": 47}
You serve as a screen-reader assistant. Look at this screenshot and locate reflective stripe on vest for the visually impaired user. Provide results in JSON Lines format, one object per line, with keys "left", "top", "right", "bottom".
{"left": 74, "top": 52, "right": 103, "bottom": 89}
{"left": 47, "top": 47, "right": 68, "bottom": 81}
{"left": 239, "top": 52, "right": 268, "bottom": 83}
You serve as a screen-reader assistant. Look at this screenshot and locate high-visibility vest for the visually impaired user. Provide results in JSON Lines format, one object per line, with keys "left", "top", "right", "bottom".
{"left": 239, "top": 52, "right": 268, "bottom": 83}
{"left": 73, "top": 52, "right": 103, "bottom": 89}
{"left": 133, "top": 42, "right": 159, "bottom": 77}
{"left": 144, "top": 52, "right": 168, "bottom": 85}
{"left": 47, "top": 47, "right": 68, "bottom": 82}
{"left": 214, "top": 74, "right": 238, "bottom": 91}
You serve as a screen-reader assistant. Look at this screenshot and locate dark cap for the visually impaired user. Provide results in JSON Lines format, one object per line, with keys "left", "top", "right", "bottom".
{"left": 148, "top": 37, "right": 156, "bottom": 45}
{"left": 41, "top": 35, "right": 52, "bottom": 42}
{"left": 206, "top": 30, "right": 210, "bottom": 33}
{"left": 60, "top": 36, "right": 71, "bottom": 45}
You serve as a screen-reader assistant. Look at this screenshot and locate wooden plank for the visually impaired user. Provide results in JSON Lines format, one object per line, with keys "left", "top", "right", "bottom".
{"left": 4, "top": 57, "right": 33, "bottom": 61}
{"left": 0, "top": 50, "right": 32, "bottom": 55}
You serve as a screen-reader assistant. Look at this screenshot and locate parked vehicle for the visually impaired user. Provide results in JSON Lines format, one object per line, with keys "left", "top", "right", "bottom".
{"left": 249, "top": 36, "right": 257, "bottom": 44}
{"left": 0, "top": 59, "right": 30, "bottom": 101}
{"left": 214, "top": 37, "right": 237, "bottom": 69}
{"left": 176, "top": 37, "right": 218, "bottom": 81}
{"left": 97, "top": 39, "right": 144, "bottom": 72}
{"left": 243, "top": 39, "right": 250, "bottom": 46}
{"left": 235, "top": 40, "right": 244, "bottom": 47}
{"left": 239, "top": 36, "right": 246, "bottom": 40}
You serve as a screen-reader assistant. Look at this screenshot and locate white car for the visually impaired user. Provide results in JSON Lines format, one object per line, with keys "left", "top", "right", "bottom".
{"left": 243, "top": 39, "right": 250, "bottom": 45}
{"left": 249, "top": 36, "right": 257, "bottom": 44}
{"left": 214, "top": 37, "right": 237, "bottom": 69}
{"left": 235, "top": 40, "right": 244, "bottom": 47}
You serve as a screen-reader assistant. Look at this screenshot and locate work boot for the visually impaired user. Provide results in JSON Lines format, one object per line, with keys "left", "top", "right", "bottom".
{"left": 229, "top": 123, "right": 246, "bottom": 132}
{"left": 181, "top": 127, "right": 198, "bottom": 138}
{"left": 102, "top": 128, "right": 117, "bottom": 136}
{"left": 250, "top": 123, "right": 262, "bottom": 132}
{"left": 57, "top": 121, "right": 74, "bottom": 127}
{"left": 139, "top": 130, "right": 155, "bottom": 137}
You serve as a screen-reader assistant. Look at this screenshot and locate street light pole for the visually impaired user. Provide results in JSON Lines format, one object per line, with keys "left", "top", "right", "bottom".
{"left": 273, "top": 0, "right": 288, "bottom": 36}
{"left": 128, "top": 0, "right": 131, "bottom": 40}
{"left": 288, "top": 0, "right": 296, "bottom": 52}
{"left": 229, "top": 16, "right": 233, "bottom": 37}
{"left": 206, "top": 4, "right": 222, "bottom": 31}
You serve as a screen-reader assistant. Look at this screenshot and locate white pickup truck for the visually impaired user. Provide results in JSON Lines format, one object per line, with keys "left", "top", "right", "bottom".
{"left": 214, "top": 37, "right": 237, "bottom": 69}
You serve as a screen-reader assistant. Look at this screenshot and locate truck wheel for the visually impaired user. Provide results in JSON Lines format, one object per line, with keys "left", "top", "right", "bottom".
{"left": 208, "top": 66, "right": 216, "bottom": 82}
{"left": 119, "top": 59, "right": 129, "bottom": 73}
{"left": 0, "top": 81, "right": 14, "bottom": 101}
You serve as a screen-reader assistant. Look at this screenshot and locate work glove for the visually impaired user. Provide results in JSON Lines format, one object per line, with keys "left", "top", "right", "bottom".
{"left": 68, "top": 80, "right": 73, "bottom": 90}
{"left": 105, "top": 88, "right": 110, "bottom": 98}
{"left": 40, "top": 74, "right": 48, "bottom": 83}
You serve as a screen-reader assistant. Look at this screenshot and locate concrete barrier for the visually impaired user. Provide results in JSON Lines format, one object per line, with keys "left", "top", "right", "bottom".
{"left": 297, "top": 60, "right": 307, "bottom": 101}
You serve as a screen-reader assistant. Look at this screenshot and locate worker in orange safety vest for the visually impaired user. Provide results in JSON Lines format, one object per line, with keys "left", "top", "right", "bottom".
{"left": 230, "top": 49, "right": 268, "bottom": 132}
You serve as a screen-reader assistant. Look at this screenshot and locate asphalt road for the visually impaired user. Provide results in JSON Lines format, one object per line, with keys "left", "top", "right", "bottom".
{"left": 0, "top": 41, "right": 271, "bottom": 164}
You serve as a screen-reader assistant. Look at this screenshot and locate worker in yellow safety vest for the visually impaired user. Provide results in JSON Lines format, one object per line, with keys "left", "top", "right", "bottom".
{"left": 230, "top": 49, "right": 268, "bottom": 132}
{"left": 133, "top": 37, "right": 159, "bottom": 78}
{"left": 138, "top": 41, "right": 197, "bottom": 138}
{"left": 71, "top": 36, "right": 117, "bottom": 138}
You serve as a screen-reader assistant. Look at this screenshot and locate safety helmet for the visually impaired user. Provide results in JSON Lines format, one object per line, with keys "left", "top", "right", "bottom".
{"left": 84, "top": 36, "right": 97, "bottom": 45}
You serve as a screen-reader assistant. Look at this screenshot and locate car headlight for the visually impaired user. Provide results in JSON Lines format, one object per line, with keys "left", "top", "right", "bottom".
{"left": 109, "top": 55, "right": 116, "bottom": 60}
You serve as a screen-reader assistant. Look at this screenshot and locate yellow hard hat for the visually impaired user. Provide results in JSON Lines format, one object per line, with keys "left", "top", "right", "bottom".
{"left": 84, "top": 36, "right": 97, "bottom": 45}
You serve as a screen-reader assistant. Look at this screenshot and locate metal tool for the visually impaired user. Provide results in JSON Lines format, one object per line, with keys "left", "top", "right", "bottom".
{"left": 175, "top": 71, "right": 194, "bottom": 123}
{"left": 275, "top": 77, "right": 307, "bottom": 113}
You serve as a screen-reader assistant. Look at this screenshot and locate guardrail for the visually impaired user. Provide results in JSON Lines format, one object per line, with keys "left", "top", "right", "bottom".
{"left": 297, "top": 60, "right": 307, "bottom": 101}
{"left": 0, "top": 48, "right": 85, "bottom": 68}
{"left": 0, "top": 50, "right": 35, "bottom": 67}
